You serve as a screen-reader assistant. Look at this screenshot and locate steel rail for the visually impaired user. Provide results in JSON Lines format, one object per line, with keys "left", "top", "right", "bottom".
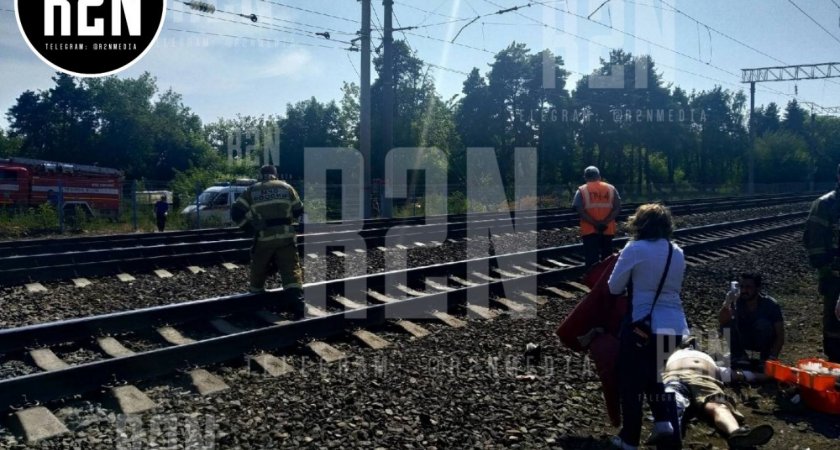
{"left": 0, "top": 192, "right": 814, "bottom": 257}
{"left": 0, "top": 211, "right": 806, "bottom": 355}
{"left": 0, "top": 212, "right": 806, "bottom": 411}
{"left": 0, "top": 196, "right": 813, "bottom": 285}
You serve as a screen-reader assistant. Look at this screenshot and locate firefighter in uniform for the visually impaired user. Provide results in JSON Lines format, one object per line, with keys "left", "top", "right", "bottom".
{"left": 231, "top": 165, "right": 305, "bottom": 318}
{"left": 803, "top": 163, "right": 840, "bottom": 363}
{"left": 573, "top": 166, "right": 621, "bottom": 268}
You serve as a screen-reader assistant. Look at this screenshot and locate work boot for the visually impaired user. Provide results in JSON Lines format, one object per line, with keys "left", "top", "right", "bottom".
{"left": 284, "top": 287, "right": 306, "bottom": 320}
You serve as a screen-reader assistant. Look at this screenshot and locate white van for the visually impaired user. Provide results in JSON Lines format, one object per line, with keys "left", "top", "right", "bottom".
{"left": 180, "top": 179, "right": 256, "bottom": 228}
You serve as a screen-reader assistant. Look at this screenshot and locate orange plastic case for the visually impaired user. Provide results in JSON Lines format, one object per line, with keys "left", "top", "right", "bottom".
{"left": 765, "top": 358, "right": 840, "bottom": 415}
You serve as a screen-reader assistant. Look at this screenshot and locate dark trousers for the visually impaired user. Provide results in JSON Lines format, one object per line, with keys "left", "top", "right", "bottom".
{"left": 724, "top": 318, "right": 776, "bottom": 363}
{"left": 582, "top": 233, "right": 614, "bottom": 268}
{"left": 156, "top": 215, "right": 166, "bottom": 232}
{"left": 818, "top": 276, "right": 840, "bottom": 363}
{"left": 618, "top": 325, "right": 682, "bottom": 448}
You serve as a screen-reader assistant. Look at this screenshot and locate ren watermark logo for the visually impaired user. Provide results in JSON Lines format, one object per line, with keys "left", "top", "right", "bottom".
{"left": 15, "top": 0, "right": 167, "bottom": 77}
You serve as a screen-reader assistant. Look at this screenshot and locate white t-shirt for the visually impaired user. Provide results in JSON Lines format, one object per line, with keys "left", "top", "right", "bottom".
{"left": 607, "top": 238, "right": 689, "bottom": 335}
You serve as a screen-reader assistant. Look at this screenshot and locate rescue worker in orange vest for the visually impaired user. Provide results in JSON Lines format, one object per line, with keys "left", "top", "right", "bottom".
{"left": 573, "top": 166, "right": 621, "bottom": 268}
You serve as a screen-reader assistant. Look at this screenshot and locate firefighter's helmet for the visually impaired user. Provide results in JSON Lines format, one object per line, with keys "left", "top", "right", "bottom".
{"left": 260, "top": 165, "right": 278, "bottom": 176}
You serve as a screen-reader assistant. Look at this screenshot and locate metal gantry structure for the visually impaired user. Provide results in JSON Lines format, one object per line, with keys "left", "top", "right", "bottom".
{"left": 800, "top": 102, "right": 840, "bottom": 117}
{"left": 741, "top": 63, "right": 840, "bottom": 194}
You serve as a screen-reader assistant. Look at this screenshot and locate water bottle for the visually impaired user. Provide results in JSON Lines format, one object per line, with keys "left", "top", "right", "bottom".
{"left": 729, "top": 281, "right": 739, "bottom": 296}
{"left": 726, "top": 281, "right": 739, "bottom": 306}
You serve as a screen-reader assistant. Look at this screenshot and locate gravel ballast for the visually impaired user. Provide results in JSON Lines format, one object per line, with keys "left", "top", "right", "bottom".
{"left": 1, "top": 202, "right": 837, "bottom": 449}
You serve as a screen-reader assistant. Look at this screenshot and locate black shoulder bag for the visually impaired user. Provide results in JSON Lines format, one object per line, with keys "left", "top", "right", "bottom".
{"left": 630, "top": 241, "right": 674, "bottom": 349}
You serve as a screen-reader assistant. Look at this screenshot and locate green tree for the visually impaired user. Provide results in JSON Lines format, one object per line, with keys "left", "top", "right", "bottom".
{"left": 688, "top": 86, "right": 748, "bottom": 188}
{"left": 204, "top": 114, "right": 282, "bottom": 168}
{"left": 0, "top": 128, "right": 21, "bottom": 157}
{"left": 280, "top": 97, "right": 343, "bottom": 179}
{"left": 754, "top": 102, "right": 781, "bottom": 137}
{"left": 338, "top": 82, "right": 360, "bottom": 149}
{"left": 783, "top": 99, "right": 808, "bottom": 137}
{"left": 7, "top": 73, "right": 97, "bottom": 162}
{"left": 371, "top": 41, "right": 460, "bottom": 182}
{"left": 6, "top": 72, "right": 214, "bottom": 180}
{"left": 754, "top": 131, "right": 810, "bottom": 184}
{"left": 456, "top": 43, "right": 573, "bottom": 189}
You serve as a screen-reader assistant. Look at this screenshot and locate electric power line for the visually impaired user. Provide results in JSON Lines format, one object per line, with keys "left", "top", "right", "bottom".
{"left": 402, "top": 30, "right": 493, "bottom": 54}
{"left": 346, "top": 52, "right": 360, "bottom": 77}
{"left": 393, "top": 1, "right": 472, "bottom": 21}
{"left": 787, "top": 0, "right": 840, "bottom": 44}
{"left": 166, "top": 27, "right": 349, "bottom": 50}
{"left": 490, "top": 0, "right": 803, "bottom": 100}
{"left": 416, "top": 1, "right": 804, "bottom": 103}
{"left": 371, "top": 3, "right": 385, "bottom": 41}
{"left": 656, "top": 0, "right": 785, "bottom": 65}
{"left": 641, "top": 0, "right": 840, "bottom": 92}
{"left": 258, "top": 0, "right": 359, "bottom": 24}
{"left": 168, "top": 8, "right": 349, "bottom": 48}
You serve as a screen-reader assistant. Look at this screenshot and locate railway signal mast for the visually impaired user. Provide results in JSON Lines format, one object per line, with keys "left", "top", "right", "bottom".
{"left": 741, "top": 62, "right": 840, "bottom": 194}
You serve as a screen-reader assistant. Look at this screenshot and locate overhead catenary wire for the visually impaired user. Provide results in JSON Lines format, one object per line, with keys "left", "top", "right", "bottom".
{"left": 168, "top": 8, "right": 351, "bottom": 48}
{"left": 387, "top": 0, "right": 790, "bottom": 99}
{"left": 393, "top": 1, "right": 473, "bottom": 21}
{"left": 786, "top": 0, "right": 840, "bottom": 45}
{"left": 487, "top": 0, "right": 802, "bottom": 100}
{"left": 346, "top": 52, "right": 361, "bottom": 77}
{"left": 655, "top": 0, "right": 786, "bottom": 65}
{"left": 643, "top": 0, "right": 840, "bottom": 90}
{"left": 177, "top": 2, "right": 356, "bottom": 44}
{"left": 181, "top": 1, "right": 357, "bottom": 36}
{"left": 258, "top": 0, "right": 359, "bottom": 24}
{"left": 166, "top": 27, "right": 348, "bottom": 50}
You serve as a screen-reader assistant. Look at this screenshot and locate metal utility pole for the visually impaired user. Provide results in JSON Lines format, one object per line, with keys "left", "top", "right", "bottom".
{"left": 748, "top": 81, "right": 755, "bottom": 194}
{"left": 360, "top": 0, "right": 372, "bottom": 219}
{"left": 742, "top": 62, "right": 840, "bottom": 194}
{"left": 381, "top": 0, "right": 395, "bottom": 217}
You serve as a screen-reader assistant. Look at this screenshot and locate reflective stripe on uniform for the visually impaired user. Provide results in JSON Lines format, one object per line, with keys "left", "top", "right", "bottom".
{"left": 257, "top": 232, "right": 297, "bottom": 242}
{"left": 252, "top": 199, "right": 292, "bottom": 208}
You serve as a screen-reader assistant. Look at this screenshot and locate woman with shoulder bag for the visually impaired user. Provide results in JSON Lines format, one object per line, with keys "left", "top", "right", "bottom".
{"left": 607, "top": 203, "right": 689, "bottom": 450}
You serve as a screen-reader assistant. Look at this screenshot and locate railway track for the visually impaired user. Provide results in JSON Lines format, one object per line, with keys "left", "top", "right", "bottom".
{"left": 0, "top": 193, "right": 814, "bottom": 285}
{"left": 0, "top": 211, "right": 805, "bottom": 442}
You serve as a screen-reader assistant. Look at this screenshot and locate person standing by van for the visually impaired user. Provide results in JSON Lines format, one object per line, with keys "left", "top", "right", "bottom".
{"left": 231, "top": 165, "right": 305, "bottom": 318}
{"left": 154, "top": 195, "right": 169, "bottom": 232}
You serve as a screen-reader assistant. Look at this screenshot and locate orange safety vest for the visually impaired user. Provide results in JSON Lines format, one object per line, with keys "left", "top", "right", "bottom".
{"left": 578, "top": 181, "right": 617, "bottom": 236}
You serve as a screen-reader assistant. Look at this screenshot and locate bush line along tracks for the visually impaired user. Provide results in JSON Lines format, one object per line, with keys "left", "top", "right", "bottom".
{"left": 0, "top": 208, "right": 807, "bottom": 442}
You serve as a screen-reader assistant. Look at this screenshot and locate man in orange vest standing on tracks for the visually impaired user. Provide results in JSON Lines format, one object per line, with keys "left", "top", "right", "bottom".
{"left": 573, "top": 166, "right": 621, "bottom": 268}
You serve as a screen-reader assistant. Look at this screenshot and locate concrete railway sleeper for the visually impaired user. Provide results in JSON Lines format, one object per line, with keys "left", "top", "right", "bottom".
{"left": 0, "top": 192, "right": 813, "bottom": 258}
{"left": 0, "top": 196, "right": 813, "bottom": 286}
{"left": 0, "top": 212, "right": 806, "bottom": 442}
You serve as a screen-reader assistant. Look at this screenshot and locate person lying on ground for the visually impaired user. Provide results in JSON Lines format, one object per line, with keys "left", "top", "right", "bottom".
{"left": 658, "top": 348, "right": 774, "bottom": 449}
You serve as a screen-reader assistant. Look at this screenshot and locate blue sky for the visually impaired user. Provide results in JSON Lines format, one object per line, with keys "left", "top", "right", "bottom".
{"left": 2, "top": 0, "right": 840, "bottom": 130}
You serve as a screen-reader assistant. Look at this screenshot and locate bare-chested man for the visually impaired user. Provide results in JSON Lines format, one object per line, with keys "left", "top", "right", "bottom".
{"left": 659, "top": 348, "right": 774, "bottom": 448}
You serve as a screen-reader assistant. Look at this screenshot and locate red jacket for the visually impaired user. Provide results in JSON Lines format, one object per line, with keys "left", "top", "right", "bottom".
{"left": 556, "top": 254, "right": 627, "bottom": 426}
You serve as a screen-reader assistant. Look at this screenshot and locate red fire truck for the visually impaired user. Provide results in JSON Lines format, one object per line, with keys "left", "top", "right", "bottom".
{"left": 0, "top": 157, "right": 123, "bottom": 218}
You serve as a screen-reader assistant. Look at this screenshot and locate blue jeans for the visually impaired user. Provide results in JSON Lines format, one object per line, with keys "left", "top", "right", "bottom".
{"left": 618, "top": 322, "right": 682, "bottom": 448}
